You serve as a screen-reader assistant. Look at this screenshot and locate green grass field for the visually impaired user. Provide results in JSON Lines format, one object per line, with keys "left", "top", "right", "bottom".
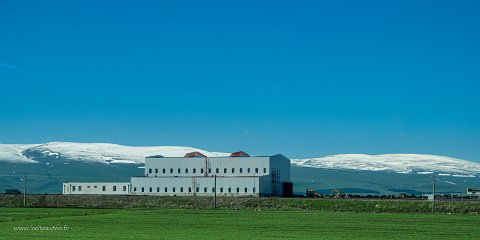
{"left": 1, "top": 208, "right": 479, "bottom": 239}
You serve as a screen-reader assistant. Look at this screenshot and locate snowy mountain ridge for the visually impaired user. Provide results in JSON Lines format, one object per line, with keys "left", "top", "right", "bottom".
{"left": 0, "top": 142, "right": 479, "bottom": 176}
{"left": 292, "top": 154, "right": 480, "bottom": 177}
{"left": 0, "top": 142, "right": 228, "bottom": 164}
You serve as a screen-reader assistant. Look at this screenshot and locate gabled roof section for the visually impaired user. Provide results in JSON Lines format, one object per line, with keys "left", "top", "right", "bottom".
{"left": 184, "top": 151, "right": 207, "bottom": 158}
{"left": 230, "top": 151, "right": 250, "bottom": 157}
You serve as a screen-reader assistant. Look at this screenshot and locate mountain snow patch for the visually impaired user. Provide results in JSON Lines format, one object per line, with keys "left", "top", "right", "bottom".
{"left": 1, "top": 142, "right": 229, "bottom": 164}
{"left": 292, "top": 154, "right": 480, "bottom": 176}
{"left": 0, "top": 144, "right": 38, "bottom": 163}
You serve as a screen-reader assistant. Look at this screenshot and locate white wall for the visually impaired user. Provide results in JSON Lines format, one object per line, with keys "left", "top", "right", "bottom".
{"left": 63, "top": 182, "right": 130, "bottom": 195}
{"left": 270, "top": 154, "right": 291, "bottom": 183}
{"left": 258, "top": 154, "right": 291, "bottom": 196}
{"left": 144, "top": 156, "right": 271, "bottom": 178}
{"left": 131, "top": 176, "right": 259, "bottom": 197}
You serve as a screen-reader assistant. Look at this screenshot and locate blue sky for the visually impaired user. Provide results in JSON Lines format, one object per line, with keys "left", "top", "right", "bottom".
{"left": 1, "top": 0, "right": 479, "bottom": 160}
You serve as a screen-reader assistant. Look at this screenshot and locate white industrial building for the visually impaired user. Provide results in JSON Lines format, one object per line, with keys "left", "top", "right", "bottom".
{"left": 63, "top": 151, "right": 292, "bottom": 197}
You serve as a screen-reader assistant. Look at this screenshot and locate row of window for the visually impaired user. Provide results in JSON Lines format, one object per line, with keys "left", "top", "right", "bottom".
{"left": 133, "top": 186, "right": 256, "bottom": 194}
{"left": 148, "top": 167, "right": 267, "bottom": 175}
{"left": 71, "top": 185, "right": 127, "bottom": 192}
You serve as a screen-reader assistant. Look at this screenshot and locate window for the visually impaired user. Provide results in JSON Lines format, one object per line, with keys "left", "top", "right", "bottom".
{"left": 185, "top": 168, "right": 188, "bottom": 174}
{"left": 245, "top": 188, "right": 247, "bottom": 193}
{"left": 240, "top": 168, "right": 243, "bottom": 173}
{"left": 231, "top": 168, "right": 235, "bottom": 173}
{"left": 253, "top": 187, "right": 256, "bottom": 193}
{"left": 208, "top": 168, "right": 211, "bottom": 173}
{"left": 204, "top": 187, "right": 207, "bottom": 193}
{"left": 72, "top": 186, "right": 76, "bottom": 191}
{"left": 113, "top": 186, "right": 116, "bottom": 192}
{"left": 87, "top": 186, "right": 91, "bottom": 188}
{"left": 102, "top": 186, "right": 106, "bottom": 191}
{"left": 94, "top": 186, "right": 97, "bottom": 188}
{"left": 220, "top": 188, "right": 223, "bottom": 193}
{"left": 123, "top": 186, "right": 127, "bottom": 191}
{"left": 163, "top": 168, "right": 166, "bottom": 174}
{"left": 228, "top": 188, "right": 231, "bottom": 193}
{"left": 141, "top": 187, "right": 144, "bottom": 192}
{"left": 164, "top": 187, "right": 168, "bottom": 192}
{"left": 170, "top": 168, "right": 173, "bottom": 174}
{"left": 193, "top": 168, "right": 196, "bottom": 174}
{"left": 248, "top": 168, "right": 251, "bottom": 173}
{"left": 173, "top": 187, "right": 175, "bottom": 192}
{"left": 149, "top": 168, "right": 152, "bottom": 174}
{"left": 188, "top": 187, "right": 191, "bottom": 193}
{"left": 236, "top": 188, "right": 239, "bottom": 193}
{"left": 201, "top": 168, "right": 204, "bottom": 174}
{"left": 196, "top": 187, "right": 199, "bottom": 193}
{"left": 223, "top": 168, "right": 227, "bottom": 173}
{"left": 178, "top": 168, "right": 181, "bottom": 174}
{"left": 157, "top": 187, "right": 160, "bottom": 192}
{"left": 263, "top": 168, "right": 267, "bottom": 173}
{"left": 78, "top": 186, "right": 82, "bottom": 191}
{"left": 149, "top": 187, "right": 152, "bottom": 192}
{"left": 212, "top": 187, "right": 215, "bottom": 193}
{"left": 180, "top": 187, "right": 183, "bottom": 192}
{"left": 255, "top": 168, "right": 259, "bottom": 173}
{"left": 134, "top": 187, "right": 137, "bottom": 192}
{"left": 216, "top": 168, "right": 219, "bottom": 174}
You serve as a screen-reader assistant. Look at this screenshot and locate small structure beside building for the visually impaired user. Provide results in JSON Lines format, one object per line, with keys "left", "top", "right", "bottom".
{"left": 423, "top": 194, "right": 434, "bottom": 201}
{"left": 62, "top": 182, "right": 130, "bottom": 195}
{"left": 466, "top": 188, "right": 480, "bottom": 197}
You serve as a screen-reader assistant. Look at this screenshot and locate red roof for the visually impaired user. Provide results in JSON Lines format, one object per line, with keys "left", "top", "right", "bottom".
{"left": 229, "top": 151, "right": 250, "bottom": 157}
{"left": 184, "top": 151, "right": 207, "bottom": 158}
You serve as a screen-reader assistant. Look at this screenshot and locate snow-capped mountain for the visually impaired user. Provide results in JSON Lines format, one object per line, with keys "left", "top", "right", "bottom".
{"left": 1, "top": 142, "right": 479, "bottom": 176}
{"left": 292, "top": 154, "right": 480, "bottom": 177}
{"left": 0, "top": 142, "right": 229, "bottom": 164}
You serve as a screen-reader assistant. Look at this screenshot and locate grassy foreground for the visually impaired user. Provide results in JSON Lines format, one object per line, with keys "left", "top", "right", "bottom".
{"left": 1, "top": 208, "right": 479, "bottom": 240}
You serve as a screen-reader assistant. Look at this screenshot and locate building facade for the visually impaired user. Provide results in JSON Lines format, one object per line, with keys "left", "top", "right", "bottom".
{"left": 63, "top": 182, "right": 130, "bottom": 195}
{"left": 63, "top": 152, "right": 292, "bottom": 197}
{"left": 131, "top": 153, "right": 291, "bottom": 197}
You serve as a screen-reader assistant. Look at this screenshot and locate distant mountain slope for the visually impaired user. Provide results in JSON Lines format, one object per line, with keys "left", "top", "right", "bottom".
{"left": 1, "top": 142, "right": 229, "bottom": 164}
{"left": 1, "top": 142, "right": 479, "bottom": 176}
{"left": 292, "top": 154, "right": 480, "bottom": 176}
{"left": 0, "top": 144, "right": 37, "bottom": 163}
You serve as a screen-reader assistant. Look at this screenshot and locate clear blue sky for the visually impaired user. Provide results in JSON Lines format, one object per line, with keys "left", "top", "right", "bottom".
{"left": 1, "top": 0, "right": 479, "bottom": 160}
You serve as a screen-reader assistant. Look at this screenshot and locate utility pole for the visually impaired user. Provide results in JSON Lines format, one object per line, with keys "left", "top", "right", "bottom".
{"left": 23, "top": 173, "right": 27, "bottom": 207}
{"left": 214, "top": 175, "right": 217, "bottom": 209}
{"left": 432, "top": 175, "right": 436, "bottom": 213}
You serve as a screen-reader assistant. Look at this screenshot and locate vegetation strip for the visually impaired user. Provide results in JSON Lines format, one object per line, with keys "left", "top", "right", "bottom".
{"left": 1, "top": 194, "right": 480, "bottom": 214}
